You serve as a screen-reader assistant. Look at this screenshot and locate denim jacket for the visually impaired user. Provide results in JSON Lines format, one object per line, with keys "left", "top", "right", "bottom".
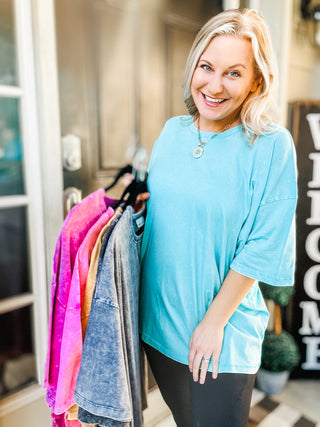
{"left": 75, "top": 206, "right": 145, "bottom": 427}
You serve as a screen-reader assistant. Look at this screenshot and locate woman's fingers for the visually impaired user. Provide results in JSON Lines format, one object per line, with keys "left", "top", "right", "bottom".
{"left": 192, "top": 352, "right": 204, "bottom": 382}
{"left": 134, "top": 192, "right": 150, "bottom": 211}
{"left": 188, "top": 346, "right": 195, "bottom": 373}
{"left": 212, "top": 357, "right": 218, "bottom": 380}
{"left": 199, "top": 356, "right": 211, "bottom": 384}
{"left": 189, "top": 352, "right": 212, "bottom": 384}
{"left": 136, "top": 192, "right": 150, "bottom": 201}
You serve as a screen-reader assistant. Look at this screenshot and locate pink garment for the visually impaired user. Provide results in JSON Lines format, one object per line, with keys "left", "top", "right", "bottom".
{"left": 55, "top": 208, "right": 114, "bottom": 413}
{"left": 51, "top": 412, "right": 82, "bottom": 427}
{"left": 44, "top": 189, "right": 115, "bottom": 424}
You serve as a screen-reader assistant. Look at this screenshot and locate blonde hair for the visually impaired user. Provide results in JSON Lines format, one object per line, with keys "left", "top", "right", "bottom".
{"left": 182, "top": 8, "right": 277, "bottom": 143}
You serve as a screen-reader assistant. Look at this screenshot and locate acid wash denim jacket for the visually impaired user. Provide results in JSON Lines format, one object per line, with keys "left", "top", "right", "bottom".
{"left": 74, "top": 206, "right": 145, "bottom": 427}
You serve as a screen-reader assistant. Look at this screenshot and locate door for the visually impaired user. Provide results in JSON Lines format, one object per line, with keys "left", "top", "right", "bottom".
{"left": 55, "top": 0, "right": 222, "bottom": 201}
{"left": 0, "top": 0, "right": 51, "bottom": 425}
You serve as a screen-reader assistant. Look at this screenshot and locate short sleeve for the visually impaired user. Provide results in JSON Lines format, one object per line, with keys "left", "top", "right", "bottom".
{"left": 230, "top": 129, "right": 297, "bottom": 286}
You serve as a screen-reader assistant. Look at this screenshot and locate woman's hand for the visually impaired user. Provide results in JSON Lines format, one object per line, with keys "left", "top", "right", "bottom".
{"left": 188, "top": 317, "right": 224, "bottom": 385}
{"left": 134, "top": 192, "right": 150, "bottom": 211}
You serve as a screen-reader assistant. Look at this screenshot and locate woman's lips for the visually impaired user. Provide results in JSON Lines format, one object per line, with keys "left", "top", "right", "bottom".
{"left": 202, "top": 93, "right": 227, "bottom": 107}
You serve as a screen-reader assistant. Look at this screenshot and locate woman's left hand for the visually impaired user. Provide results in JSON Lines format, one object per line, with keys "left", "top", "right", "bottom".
{"left": 188, "top": 317, "right": 224, "bottom": 385}
{"left": 134, "top": 192, "right": 150, "bottom": 211}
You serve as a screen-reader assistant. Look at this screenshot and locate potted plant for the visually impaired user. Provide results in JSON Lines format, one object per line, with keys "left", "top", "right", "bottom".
{"left": 256, "top": 283, "right": 300, "bottom": 395}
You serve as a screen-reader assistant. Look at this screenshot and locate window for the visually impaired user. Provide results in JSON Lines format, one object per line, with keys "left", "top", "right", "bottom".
{"left": 0, "top": 0, "right": 47, "bottom": 402}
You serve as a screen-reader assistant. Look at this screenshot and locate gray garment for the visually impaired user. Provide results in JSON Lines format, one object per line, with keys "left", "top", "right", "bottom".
{"left": 75, "top": 206, "right": 145, "bottom": 427}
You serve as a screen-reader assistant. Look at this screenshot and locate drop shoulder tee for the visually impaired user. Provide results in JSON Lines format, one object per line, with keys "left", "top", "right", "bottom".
{"left": 139, "top": 115, "right": 297, "bottom": 374}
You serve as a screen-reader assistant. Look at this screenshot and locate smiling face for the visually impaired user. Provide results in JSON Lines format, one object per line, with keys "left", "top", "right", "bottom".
{"left": 190, "top": 35, "right": 259, "bottom": 132}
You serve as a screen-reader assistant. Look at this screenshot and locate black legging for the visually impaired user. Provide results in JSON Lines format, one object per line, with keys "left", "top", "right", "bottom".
{"left": 143, "top": 341, "right": 255, "bottom": 427}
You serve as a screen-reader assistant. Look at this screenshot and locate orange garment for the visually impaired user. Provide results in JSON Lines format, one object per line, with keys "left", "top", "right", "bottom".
{"left": 81, "top": 207, "right": 123, "bottom": 337}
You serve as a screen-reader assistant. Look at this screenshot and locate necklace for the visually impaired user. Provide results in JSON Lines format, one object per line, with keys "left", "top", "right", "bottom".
{"left": 193, "top": 118, "right": 231, "bottom": 159}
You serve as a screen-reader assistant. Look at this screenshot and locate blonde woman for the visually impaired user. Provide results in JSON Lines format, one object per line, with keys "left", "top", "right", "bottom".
{"left": 139, "top": 8, "right": 297, "bottom": 427}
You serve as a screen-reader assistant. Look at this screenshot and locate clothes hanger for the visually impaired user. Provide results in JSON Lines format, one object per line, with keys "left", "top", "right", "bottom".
{"left": 115, "top": 172, "right": 148, "bottom": 209}
{"left": 113, "top": 146, "right": 148, "bottom": 209}
{"left": 104, "top": 164, "right": 133, "bottom": 192}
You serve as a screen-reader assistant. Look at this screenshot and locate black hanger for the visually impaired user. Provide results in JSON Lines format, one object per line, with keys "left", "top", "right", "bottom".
{"left": 105, "top": 164, "right": 133, "bottom": 192}
{"left": 115, "top": 173, "right": 148, "bottom": 209}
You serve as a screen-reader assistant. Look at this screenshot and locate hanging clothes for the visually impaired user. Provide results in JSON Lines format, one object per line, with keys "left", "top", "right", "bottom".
{"left": 44, "top": 159, "right": 148, "bottom": 427}
{"left": 66, "top": 208, "right": 123, "bottom": 424}
{"left": 44, "top": 189, "right": 117, "bottom": 426}
{"left": 75, "top": 206, "right": 145, "bottom": 427}
{"left": 54, "top": 207, "right": 115, "bottom": 414}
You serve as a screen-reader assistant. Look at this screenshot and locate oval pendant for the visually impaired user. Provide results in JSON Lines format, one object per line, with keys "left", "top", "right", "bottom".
{"left": 193, "top": 146, "right": 203, "bottom": 158}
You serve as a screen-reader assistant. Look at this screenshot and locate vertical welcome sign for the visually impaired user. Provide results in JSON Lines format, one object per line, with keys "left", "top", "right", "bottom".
{"left": 290, "top": 101, "right": 320, "bottom": 378}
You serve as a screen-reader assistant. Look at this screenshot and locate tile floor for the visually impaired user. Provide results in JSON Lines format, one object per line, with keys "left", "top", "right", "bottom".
{"left": 143, "top": 380, "right": 320, "bottom": 427}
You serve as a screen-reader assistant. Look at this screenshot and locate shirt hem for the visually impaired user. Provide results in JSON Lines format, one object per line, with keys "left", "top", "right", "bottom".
{"left": 140, "top": 332, "right": 259, "bottom": 375}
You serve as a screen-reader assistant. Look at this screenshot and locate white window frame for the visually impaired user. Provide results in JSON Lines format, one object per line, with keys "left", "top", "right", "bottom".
{"left": 0, "top": 0, "right": 63, "bottom": 416}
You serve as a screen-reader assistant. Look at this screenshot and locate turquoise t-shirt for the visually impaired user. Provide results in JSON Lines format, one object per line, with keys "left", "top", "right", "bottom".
{"left": 139, "top": 115, "right": 297, "bottom": 374}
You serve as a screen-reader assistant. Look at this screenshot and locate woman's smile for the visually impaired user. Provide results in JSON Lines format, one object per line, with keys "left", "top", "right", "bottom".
{"left": 202, "top": 93, "right": 227, "bottom": 107}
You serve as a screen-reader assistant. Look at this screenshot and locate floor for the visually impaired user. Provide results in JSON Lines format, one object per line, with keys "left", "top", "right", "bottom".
{"left": 143, "top": 380, "right": 320, "bottom": 427}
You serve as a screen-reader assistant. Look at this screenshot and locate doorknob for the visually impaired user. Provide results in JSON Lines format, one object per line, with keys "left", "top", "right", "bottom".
{"left": 62, "top": 134, "right": 82, "bottom": 171}
{"left": 63, "top": 186, "right": 82, "bottom": 216}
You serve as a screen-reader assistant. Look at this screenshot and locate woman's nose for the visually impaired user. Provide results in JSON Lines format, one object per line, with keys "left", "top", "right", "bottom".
{"left": 207, "top": 74, "right": 223, "bottom": 94}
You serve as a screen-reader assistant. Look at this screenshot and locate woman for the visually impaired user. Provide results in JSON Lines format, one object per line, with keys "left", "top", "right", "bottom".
{"left": 139, "top": 8, "right": 297, "bottom": 427}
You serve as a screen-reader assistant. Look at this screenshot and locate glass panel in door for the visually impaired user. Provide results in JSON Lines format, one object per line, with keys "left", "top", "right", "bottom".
{"left": 0, "top": 305, "right": 36, "bottom": 397}
{"left": 0, "top": 0, "right": 18, "bottom": 85}
{"left": 0, "top": 97, "right": 24, "bottom": 196}
{"left": 0, "top": 207, "right": 30, "bottom": 299}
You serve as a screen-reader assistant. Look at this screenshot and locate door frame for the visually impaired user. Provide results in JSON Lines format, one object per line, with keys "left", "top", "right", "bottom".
{"left": 0, "top": 0, "right": 63, "bottom": 417}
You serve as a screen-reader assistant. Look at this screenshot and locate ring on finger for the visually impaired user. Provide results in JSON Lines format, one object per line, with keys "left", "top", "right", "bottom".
{"left": 202, "top": 356, "right": 210, "bottom": 363}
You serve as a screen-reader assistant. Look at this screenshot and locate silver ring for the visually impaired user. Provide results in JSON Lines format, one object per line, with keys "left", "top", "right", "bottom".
{"left": 202, "top": 357, "right": 210, "bottom": 363}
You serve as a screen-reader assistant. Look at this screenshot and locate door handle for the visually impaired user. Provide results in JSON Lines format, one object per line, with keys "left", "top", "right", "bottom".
{"left": 62, "top": 134, "right": 82, "bottom": 171}
{"left": 63, "top": 186, "right": 82, "bottom": 216}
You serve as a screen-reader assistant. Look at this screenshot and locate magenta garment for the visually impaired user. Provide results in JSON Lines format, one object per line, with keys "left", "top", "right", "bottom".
{"left": 44, "top": 189, "right": 115, "bottom": 420}
{"left": 51, "top": 412, "right": 82, "bottom": 427}
{"left": 55, "top": 208, "right": 114, "bottom": 414}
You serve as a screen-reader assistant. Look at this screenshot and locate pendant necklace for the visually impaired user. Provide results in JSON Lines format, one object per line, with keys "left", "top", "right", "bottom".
{"left": 193, "top": 118, "right": 231, "bottom": 159}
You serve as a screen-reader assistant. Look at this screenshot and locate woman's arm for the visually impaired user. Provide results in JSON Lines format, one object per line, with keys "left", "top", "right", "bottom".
{"left": 188, "top": 269, "right": 255, "bottom": 384}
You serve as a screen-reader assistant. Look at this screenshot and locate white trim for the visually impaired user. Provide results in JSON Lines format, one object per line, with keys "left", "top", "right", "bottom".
{"left": 0, "top": 384, "right": 46, "bottom": 418}
{"left": 0, "top": 85, "right": 23, "bottom": 98}
{"left": 248, "top": 0, "right": 260, "bottom": 11}
{"left": 278, "top": 0, "right": 293, "bottom": 126}
{"left": 0, "top": 195, "right": 30, "bottom": 209}
{"left": 31, "top": 0, "right": 64, "bottom": 288}
{"left": 0, "top": 294, "right": 35, "bottom": 315}
{"left": 222, "top": 0, "right": 240, "bottom": 10}
{"left": 14, "top": 0, "right": 49, "bottom": 386}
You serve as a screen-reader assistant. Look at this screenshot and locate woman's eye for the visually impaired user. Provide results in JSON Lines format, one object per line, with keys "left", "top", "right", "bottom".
{"left": 229, "top": 71, "right": 240, "bottom": 78}
{"left": 200, "top": 64, "right": 212, "bottom": 72}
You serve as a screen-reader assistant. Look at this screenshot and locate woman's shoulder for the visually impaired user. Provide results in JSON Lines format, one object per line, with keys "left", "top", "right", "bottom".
{"left": 256, "top": 124, "right": 294, "bottom": 156}
{"left": 162, "top": 115, "right": 193, "bottom": 130}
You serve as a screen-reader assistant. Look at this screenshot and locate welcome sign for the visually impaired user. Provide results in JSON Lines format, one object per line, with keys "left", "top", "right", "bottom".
{"left": 290, "top": 101, "right": 320, "bottom": 378}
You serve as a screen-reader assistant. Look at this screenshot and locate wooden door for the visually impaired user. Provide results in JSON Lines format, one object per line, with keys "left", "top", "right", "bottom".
{"left": 55, "top": 0, "right": 222, "bottom": 198}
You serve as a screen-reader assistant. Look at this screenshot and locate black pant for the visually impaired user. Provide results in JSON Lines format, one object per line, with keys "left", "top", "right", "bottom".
{"left": 143, "top": 341, "right": 255, "bottom": 427}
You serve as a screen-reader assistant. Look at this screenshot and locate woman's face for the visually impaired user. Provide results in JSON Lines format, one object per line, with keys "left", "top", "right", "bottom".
{"left": 190, "top": 35, "right": 259, "bottom": 132}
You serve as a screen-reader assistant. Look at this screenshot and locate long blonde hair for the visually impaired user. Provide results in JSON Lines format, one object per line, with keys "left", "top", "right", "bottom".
{"left": 182, "top": 9, "right": 277, "bottom": 143}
